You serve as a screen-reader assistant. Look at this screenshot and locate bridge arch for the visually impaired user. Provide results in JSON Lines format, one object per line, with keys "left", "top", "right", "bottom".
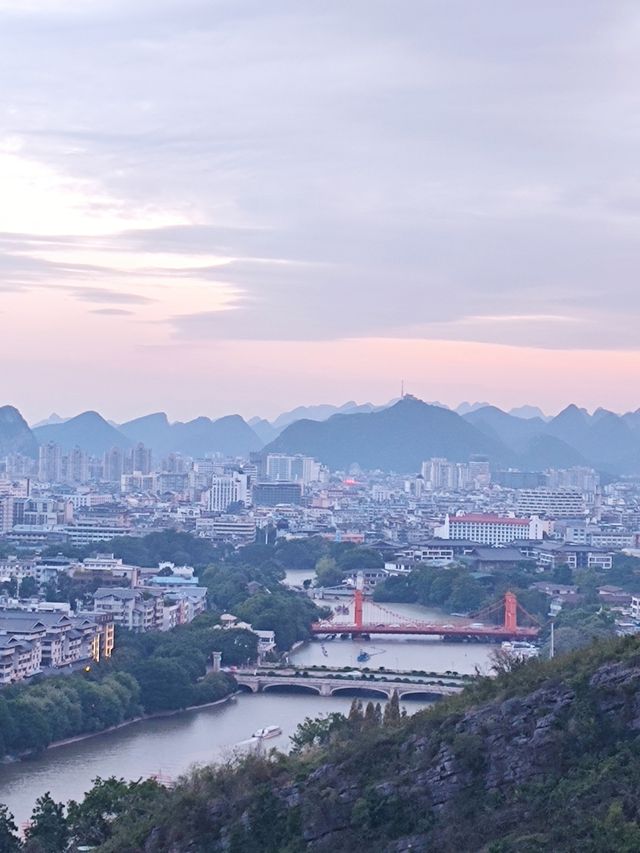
{"left": 330, "top": 686, "right": 390, "bottom": 700}
{"left": 397, "top": 689, "right": 443, "bottom": 701}
{"left": 261, "top": 683, "right": 321, "bottom": 696}
{"left": 235, "top": 682, "right": 256, "bottom": 694}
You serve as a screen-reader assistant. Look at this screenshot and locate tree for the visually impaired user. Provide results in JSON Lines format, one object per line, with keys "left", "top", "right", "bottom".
{"left": 552, "top": 563, "right": 573, "bottom": 585}
{"left": 448, "top": 575, "right": 484, "bottom": 613}
{"left": 490, "top": 647, "right": 528, "bottom": 676}
{"left": 363, "top": 701, "right": 378, "bottom": 728}
{"left": 575, "top": 568, "right": 599, "bottom": 603}
{"left": 19, "top": 576, "right": 38, "bottom": 598}
{"left": 373, "top": 575, "right": 414, "bottom": 603}
{"left": 290, "top": 713, "right": 347, "bottom": 753}
{"left": 274, "top": 538, "right": 323, "bottom": 570}
{"left": 0, "top": 578, "right": 17, "bottom": 598}
{"left": 337, "top": 548, "right": 384, "bottom": 572}
{"left": 0, "top": 805, "right": 21, "bottom": 853}
{"left": 315, "top": 557, "right": 343, "bottom": 588}
{"left": 67, "top": 776, "right": 130, "bottom": 847}
{"left": 428, "top": 573, "right": 454, "bottom": 606}
{"left": 348, "top": 699, "right": 364, "bottom": 726}
{"left": 383, "top": 690, "right": 401, "bottom": 725}
{"left": 608, "top": 555, "right": 640, "bottom": 593}
{"left": 24, "top": 793, "right": 67, "bottom": 853}
{"left": 129, "top": 658, "right": 193, "bottom": 713}
{"left": 209, "top": 628, "right": 258, "bottom": 666}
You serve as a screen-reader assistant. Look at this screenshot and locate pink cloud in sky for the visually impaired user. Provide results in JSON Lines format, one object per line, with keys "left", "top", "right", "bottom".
{"left": 8, "top": 337, "right": 640, "bottom": 424}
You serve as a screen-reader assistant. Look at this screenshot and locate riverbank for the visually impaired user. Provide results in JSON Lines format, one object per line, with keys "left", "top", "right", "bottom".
{"left": 4, "top": 693, "right": 237, "bottom": 764}
{"left": 0, "top": 692, "right": 382, "bottom": 828}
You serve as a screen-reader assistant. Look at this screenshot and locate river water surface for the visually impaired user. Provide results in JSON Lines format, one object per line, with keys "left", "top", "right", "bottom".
{"left": 0, "top": 693, "right": 433, "bottom": 826}
{"left": 0, "top": 571, "right": 495, "bottom": 826}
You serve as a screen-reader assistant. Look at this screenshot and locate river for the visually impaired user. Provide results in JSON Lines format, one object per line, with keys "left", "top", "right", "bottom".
{"left": 0, "top": 693, "right": 432, "bottom": 827}
{"left": 284, "top": 569, "right": 496, "bottom": 676}
{"left": 0, "top": 572, "right": 495, "bottom": 826}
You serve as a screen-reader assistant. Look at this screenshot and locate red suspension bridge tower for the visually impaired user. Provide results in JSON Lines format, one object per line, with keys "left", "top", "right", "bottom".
{"left": 313, "top": 581, "right": 539, "bottom": 641}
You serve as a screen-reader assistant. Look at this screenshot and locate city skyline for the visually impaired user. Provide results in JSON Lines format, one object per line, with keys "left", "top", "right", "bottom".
{"left": 3, "top": 1, "right": 640, "bottom": 420}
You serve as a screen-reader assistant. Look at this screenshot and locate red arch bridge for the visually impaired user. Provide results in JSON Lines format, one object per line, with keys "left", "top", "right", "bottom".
{"left": 311, "top": 590, "right": 540, "bottom": 642}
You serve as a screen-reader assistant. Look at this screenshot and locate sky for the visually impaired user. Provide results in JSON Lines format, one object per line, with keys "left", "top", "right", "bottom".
{"left": 1, "top": 0, "right": 640, "bottom": 423}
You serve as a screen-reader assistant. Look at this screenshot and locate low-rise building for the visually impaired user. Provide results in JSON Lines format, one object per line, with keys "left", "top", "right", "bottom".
{"left": 534, "top": 543, "right": 613, "bottom": 571}
{"left": 93, "top": 584, "right": 206, "bottom": 633}
{"left": 0, "top": 610, "right": 110, "bottom": 683}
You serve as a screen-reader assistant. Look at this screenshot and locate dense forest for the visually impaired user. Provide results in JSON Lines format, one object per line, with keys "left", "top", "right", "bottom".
{"left": 7, "top": 634, "right": 640, "bottom": 851}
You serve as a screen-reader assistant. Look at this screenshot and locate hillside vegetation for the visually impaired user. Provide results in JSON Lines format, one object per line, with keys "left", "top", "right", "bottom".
{"left": 12, "top": 635, "right": 640, "bottom": 851}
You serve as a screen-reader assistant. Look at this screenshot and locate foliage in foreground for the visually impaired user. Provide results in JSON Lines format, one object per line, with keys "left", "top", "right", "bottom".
{"left": 10, "top": 634, "right": 640, "bottom": 851}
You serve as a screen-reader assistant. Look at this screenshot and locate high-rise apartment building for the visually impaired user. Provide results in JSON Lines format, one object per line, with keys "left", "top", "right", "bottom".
{"left": 163, "top": 453, "right": 189, "bottom": 474}
{"left": 265, "top": 454, "right": 320, "bottom": 484}
{"left": 204, "top": 472, "right": 250, "bottom": 511}
{"left": 38, "top": 443, "right": 63, "bottom": 483}
{"left": 131, "top": 442, "right": 153, "bottom": 475}
{"left": 67, "top": 447, "right": 90, "bottom": 484}
{"left": 103, "top": 447, "right": 125, "bottom": 483}
{"left": 545, "top": 467, "right": 599, "bottom": 496}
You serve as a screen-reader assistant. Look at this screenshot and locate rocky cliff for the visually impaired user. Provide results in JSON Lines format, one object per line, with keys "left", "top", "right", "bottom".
{"left": 94, "top": 637, "right": 640, "bottom": 852}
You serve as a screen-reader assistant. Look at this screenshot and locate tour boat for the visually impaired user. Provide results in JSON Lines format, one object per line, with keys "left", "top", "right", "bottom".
{"left": 252, "top": 725, "right": 282, "bottom": 739}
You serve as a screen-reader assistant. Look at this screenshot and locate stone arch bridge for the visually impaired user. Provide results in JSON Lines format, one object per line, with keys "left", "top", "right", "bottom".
{"left": 234, "top": 673, "right": 463, "bottom": 701}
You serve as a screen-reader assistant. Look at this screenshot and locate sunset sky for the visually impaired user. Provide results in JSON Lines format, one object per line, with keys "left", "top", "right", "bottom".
{"left": 2, "top": 0, "right": 640, "bottom": 423}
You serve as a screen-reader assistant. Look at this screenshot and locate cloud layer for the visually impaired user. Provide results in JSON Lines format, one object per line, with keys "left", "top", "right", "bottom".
{"left": 1, "top": 0, "right": 639, "bottom": 418}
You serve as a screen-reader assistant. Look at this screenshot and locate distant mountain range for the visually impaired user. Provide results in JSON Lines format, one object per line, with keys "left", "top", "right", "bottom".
{"left": 2, "top": 397, "right": 640, "bottom": 473}
{"left": 265, "top": 396, "right": 512, "bottom": 471}
{"left": 29, "top": 411, "right": 262, "bottom": 458}
{"left": 119, "top": 413, "right": 262, "bottom": 458}
{"left": 266, "top": 397, "right": 640, "bottom": 474}
{"left": 34, "top": 412, "right": 133, "bottom": 455}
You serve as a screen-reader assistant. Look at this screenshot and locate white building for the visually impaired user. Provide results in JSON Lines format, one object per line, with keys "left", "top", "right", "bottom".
{"left": 265, "top": 454, "right": 321, "bottom": 484}
{"left": 211, "top": 515, "right": 257, "bottom": 543}
{"left": 93, "top": 588, "right": 163, "bottom": 633}
{"left": 438, "top": 513, "right": 543, "bottom": 546}
{"left": 516, "top": 489, "right": 586, "bottom": 518}
{"left": 204, "top": 472, "right": 250, "bottom": 511}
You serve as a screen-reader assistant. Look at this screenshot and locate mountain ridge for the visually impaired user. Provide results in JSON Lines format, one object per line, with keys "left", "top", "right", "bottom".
{"left": 33, "top": 411, "right": 132, "bottom": 455}
{"left": 4, "top": 398, "right": 640, "bottom": 471}
{"left": 265, "top": 396, "right": 514, "bottom": 471}
{"left": 119, "top": 412, "right": 262, "bottom": 457}
{"left": 0, "top": 406, "right": 38, "bottom": 458}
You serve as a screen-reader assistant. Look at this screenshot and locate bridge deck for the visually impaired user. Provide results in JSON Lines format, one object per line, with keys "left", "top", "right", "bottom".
{"left": 235, "top": 673, "right": 463, "bottom": 698}
{"left": 311, "top": 623, "right": 539, "bottom": 640}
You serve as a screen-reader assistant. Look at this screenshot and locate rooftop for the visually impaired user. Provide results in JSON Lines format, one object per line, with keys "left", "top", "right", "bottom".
{"left": 449, "top": 514, "right": 529, "bottom": 526}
